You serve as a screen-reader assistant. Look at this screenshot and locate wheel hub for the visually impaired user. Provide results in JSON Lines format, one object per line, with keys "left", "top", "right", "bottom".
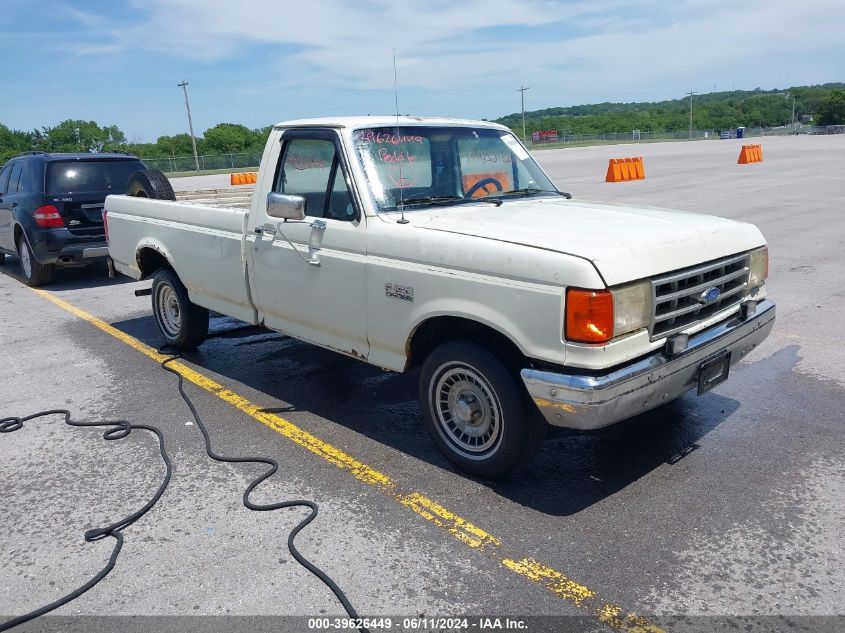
{"left": 432, "top": 364, "right": 501, "bottom": 454}
{"left": 155, "top": 284, "right": 182, "bottom": 337}
{"left": 454, "top": 393, "right": 483, "bottom": 426}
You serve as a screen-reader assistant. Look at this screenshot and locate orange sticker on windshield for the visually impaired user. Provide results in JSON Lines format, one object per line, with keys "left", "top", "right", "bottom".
{"left": 463, "top": 172, "right": 511, "bottom": 198}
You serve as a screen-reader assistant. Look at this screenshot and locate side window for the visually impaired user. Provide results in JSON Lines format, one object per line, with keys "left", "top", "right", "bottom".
{"left": 274, "top": 139, "right": 336, "bottom": 218}
{"left": 326, "top": 166, "right": 355, "bottom": 221}
{"left": 7, "top": 163, "right": 23, "bottom": 194}
{"left": 0, "top": 164, "right": 11, "bottom": 195}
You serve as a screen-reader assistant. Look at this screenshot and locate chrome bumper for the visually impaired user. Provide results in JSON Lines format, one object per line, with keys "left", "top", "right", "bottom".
{"left": 521, "top": 299, "right": 775, "bottom": 430}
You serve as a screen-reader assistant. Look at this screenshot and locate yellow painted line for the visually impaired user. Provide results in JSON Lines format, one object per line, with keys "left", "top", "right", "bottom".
{"left": 502, "top": 558, "right": 595, "bottom": 606}
{"left": 503, "top": 559, "right": 663, "bottom": 633}
{"left": 32, "top": 287, "right": 663, "bottom": 632}
{"left": 400, "top": 492, "right": 501, "bottom": 550}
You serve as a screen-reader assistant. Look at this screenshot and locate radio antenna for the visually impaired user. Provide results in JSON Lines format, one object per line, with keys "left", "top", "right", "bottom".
{"left": 394, "top": 49, "right": 409, "bottom": 224}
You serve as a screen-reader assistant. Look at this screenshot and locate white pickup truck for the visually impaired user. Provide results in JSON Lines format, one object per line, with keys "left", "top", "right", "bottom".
{"left": 106, "top": 116, "right": 775, "bottom": 477}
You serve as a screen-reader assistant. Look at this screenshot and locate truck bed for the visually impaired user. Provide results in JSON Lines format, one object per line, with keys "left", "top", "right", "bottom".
{"left": 105, "top": 194, "right": 258, "bottom": 324}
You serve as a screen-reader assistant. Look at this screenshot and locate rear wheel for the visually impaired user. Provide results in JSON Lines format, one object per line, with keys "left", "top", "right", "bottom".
{"left": 151, "top": 268, "right": 208, "bottom": 350}
{"left": 419, "top": 341, "right": 546, "bottom": 478}
{"left": 17, "top": 235, "right": 53, "bottom": 287}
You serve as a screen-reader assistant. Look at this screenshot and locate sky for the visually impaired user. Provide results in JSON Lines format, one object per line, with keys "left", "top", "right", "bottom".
{"left": 1, "top": 0, "right": 842, "bottom": 143}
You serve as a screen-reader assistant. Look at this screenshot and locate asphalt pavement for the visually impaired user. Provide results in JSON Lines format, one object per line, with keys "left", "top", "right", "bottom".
{"left": 1, "top": 134, "right": 843, "bottom": 632}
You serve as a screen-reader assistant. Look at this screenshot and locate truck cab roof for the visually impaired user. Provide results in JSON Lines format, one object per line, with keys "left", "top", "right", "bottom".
{"left": 272, "top": 116, "right": 511, "bottom": 131}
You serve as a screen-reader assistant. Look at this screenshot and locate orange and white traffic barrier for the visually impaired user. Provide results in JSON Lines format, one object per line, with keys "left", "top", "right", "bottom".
{"left": 605, "top": 157, "right": 645, "bottom": 182}
{"left": 230, "top": 172, "right": 258, "bottom": 185}
{"left": 738, "top": 144, "right": 763, "bottom": 164}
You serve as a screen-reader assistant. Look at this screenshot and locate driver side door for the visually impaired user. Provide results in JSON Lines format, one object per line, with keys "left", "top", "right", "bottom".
{"left": 248, "top": 130, "right": 369, "bottom": 359}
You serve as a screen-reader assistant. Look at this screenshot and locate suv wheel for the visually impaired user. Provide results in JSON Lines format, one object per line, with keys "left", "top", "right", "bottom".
{"left": 419, "top": 341, "right": 546, "bottom": 478}
{"left": 17, "top": 236, "right": 53, "bottom": 286}
{"left": 151, "top": 268, "right": 208, "bottom": 350}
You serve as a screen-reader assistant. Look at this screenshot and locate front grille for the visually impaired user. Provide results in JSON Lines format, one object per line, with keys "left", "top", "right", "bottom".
{"left": 650, "top": 253, "right": 750, "bottom": 339}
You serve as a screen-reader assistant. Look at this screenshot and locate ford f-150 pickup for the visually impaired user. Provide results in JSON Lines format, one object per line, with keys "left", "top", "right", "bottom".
{"left": 105, "top": 116, "right": 775, "bottom": 477}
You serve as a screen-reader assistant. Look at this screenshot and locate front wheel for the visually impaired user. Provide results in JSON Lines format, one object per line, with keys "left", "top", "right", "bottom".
{"left": 151, "top": 268, "right": 208, "bottom": 350}
{"left": 17, "top": 235, "right": 53, "bottom": 286}
{"left": 419, "top": 341, "right": 546, "bottom": 478}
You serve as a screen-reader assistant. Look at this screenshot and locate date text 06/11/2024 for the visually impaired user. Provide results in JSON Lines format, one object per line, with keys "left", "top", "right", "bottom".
{"left": 306, "top": 617, "right": 528, "bottom": 630}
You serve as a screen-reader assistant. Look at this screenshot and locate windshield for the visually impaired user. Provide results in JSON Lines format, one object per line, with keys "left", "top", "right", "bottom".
{"left": 351, "top": 126, "right": 558, "bottom": 212}
{"left": 46, "top": 159, "right": 146, "bottom": 195}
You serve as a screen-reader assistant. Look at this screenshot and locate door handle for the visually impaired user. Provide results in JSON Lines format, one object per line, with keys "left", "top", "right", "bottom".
{"left": 10, "top": 202, "right": 17, "bottom": 208}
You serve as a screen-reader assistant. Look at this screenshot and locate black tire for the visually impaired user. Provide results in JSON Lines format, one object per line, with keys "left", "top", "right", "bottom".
{"left": 419, "top": 341, "right": 546, "bottom": 478}
{"left": 151, "top": 268, "right": 208, "bottom": 350}
{"left": 127, "top": 169, "right": 176, "bottom": 200}
{"left": 17, "top": 235, "right": 53, "bottom": 287}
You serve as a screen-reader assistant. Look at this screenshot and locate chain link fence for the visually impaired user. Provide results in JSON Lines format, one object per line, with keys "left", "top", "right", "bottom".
{"left": 522, "top": 126, "right": 803, "bottom": 149}
{"left": 142, "top": 152, "right": 261, "bottom": 173}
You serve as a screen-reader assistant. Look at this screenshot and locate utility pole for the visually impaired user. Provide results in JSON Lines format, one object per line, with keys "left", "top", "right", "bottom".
{"left": 687, "top": 90, "right": 696, "bottom": 138}
{"left": 177, "top": 80, "right": 200, "bottom": 172}
{"left": 518, "top": 86, "right": 530, "bottom": 142}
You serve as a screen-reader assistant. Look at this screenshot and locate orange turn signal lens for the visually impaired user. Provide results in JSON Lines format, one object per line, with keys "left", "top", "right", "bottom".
{"left": 565, "top": 288, "right": 614, "bottom": 343}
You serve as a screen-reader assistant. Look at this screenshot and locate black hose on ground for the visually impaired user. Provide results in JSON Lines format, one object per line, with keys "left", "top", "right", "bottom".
{"left": 0, "top": 350, "right": 368, "bottom": 632}
{"left": 0, "top": 411, "right": 172, "bottom": 632}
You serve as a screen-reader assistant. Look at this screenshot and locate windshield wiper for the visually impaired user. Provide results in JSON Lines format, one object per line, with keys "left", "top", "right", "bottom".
{"left": 496, "top": 188, "right": 572, "bottom": 199}
{"left": 399, "top": 195, "right": 503, "bottom": 207}
{"left": 400, "top": 195, "right": 464, "bottom": 206}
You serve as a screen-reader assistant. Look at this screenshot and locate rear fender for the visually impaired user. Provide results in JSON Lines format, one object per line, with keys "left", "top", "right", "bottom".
{"left": 135, "top": 239, "right": 177, "bottom": 280}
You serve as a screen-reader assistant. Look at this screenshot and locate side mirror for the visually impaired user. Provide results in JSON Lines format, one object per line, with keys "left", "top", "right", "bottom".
{"left": 266, "top": 192, "right": 306, "bottom": 221}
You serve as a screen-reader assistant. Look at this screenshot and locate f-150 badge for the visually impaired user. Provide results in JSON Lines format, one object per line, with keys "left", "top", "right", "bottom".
{"left": 385, "top": 283, "right": 414, "bottom": 302}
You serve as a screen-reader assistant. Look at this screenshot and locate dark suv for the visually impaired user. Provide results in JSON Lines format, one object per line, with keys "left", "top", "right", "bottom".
{"left": 0, "top": 151, "right": 146, "bottom": 286}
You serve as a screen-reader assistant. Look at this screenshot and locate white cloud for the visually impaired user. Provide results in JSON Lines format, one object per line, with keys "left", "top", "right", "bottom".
{"left": 66, "top": 0, "right": 845, "bottom": 106}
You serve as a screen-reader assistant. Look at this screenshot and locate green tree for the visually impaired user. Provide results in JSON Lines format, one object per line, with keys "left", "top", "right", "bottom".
{"left": 0, "top": 124, "right": 34, "bottom": 162}
{"left": 202, "top": 123, "right": 255, "bottom": 153}
{"left": 817, "top": 90, "right": 845, "bottom": 125}
{"left": 41, "top": 120, "right": 126, "bottom": 152}
{"left": 154, "top": 133, "right": 200, "bottom": 157}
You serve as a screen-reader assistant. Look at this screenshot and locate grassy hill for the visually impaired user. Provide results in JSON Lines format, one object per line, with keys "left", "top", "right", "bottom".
{"left": 494, "top": 83, "right": 844, "bottom": 135}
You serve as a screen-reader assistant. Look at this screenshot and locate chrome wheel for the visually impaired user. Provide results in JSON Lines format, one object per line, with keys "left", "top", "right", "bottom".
{"left": 430, "top": 362, "right": 502, "bottom": 457}
{"left": 19, "top": 241, "right": 32, "bottom": 279}
{"left": 155, "top": 283, "right": 181, "bottom": 338}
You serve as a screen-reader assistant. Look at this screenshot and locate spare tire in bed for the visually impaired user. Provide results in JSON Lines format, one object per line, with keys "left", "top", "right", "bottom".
{"left": 126, "top": 169, "right": 176, "bottom": 200}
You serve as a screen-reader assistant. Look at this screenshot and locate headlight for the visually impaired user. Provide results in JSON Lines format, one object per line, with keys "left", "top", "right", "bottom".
{"left": 749, "top": 246, "right": 768, "bottom": 290}
{"left": 611, "top": 281, "right": 651, "bottom": 338}
{"left": 565, "top": 281, "right": 651, "bottom": 344}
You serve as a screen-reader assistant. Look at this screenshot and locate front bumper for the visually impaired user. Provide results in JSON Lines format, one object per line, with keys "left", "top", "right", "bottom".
{"left": 521, "top": 299, "right": 776, "bottom": 430}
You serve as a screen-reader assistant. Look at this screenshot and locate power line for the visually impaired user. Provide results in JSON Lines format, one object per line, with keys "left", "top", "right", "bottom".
{"left": 177, "top": 80, "right": 200, "bottom": 172}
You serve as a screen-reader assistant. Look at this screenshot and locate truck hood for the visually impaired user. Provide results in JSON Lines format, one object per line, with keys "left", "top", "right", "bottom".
{"left": 410, "top": 197, "right": 765, "bottom": 286}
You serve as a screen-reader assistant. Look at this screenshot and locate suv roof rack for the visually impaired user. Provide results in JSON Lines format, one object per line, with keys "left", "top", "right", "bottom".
{"left": 19, "top": 151, "right": 48, "bottom": 156}
{"left": 105, "top": 150, "right": 132, "bottom": 155}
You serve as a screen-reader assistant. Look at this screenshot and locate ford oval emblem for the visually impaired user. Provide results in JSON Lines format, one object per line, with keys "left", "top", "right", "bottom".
{"left": 699, "top": 287, "right": 721, "bottom": 304}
